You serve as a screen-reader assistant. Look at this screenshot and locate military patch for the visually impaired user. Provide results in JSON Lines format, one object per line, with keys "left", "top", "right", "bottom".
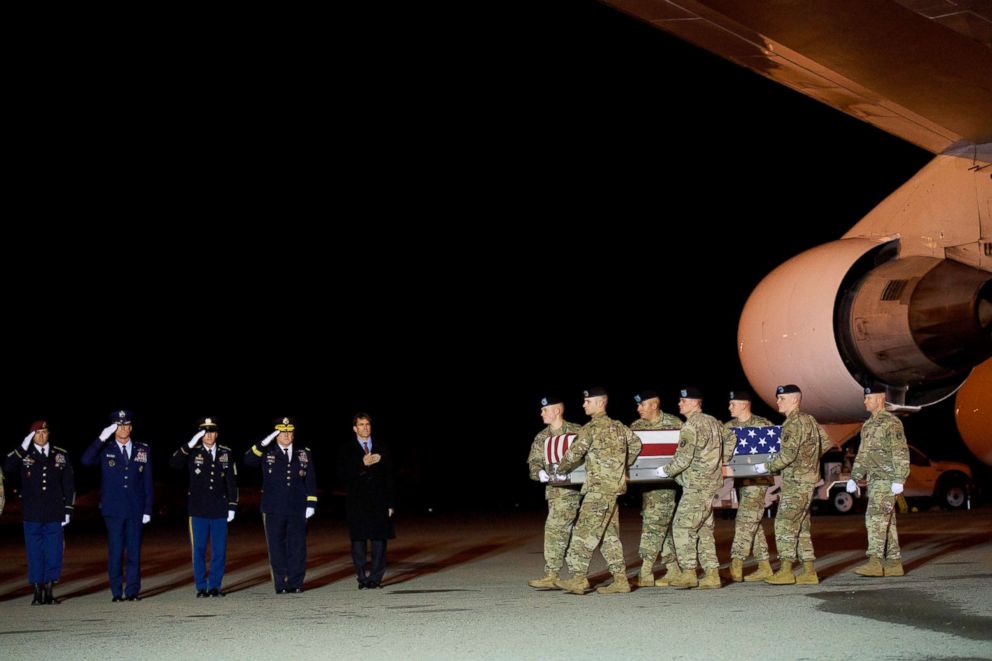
{"left": 680, "top": 439, "right": 687, "bottom": 447}
{"left": 108, "top": 459, "right": 116, "bottom": 468}
{"left": 298, "top": 451, "right": 308, "bottom": 464}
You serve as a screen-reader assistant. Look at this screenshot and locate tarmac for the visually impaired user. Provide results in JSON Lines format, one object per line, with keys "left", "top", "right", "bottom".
{"left": 1, "top": 506, "right": 990, "bottom": 660}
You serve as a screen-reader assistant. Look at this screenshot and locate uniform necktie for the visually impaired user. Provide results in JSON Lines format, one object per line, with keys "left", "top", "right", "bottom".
{"left": 284, "top": 447, "right": 290, "bottom": 461}
{"left": 121, "top": 444, "right": 128, "bottom": 461}
{"left": 363, "top": 441, "right": 369, "bottom": 454}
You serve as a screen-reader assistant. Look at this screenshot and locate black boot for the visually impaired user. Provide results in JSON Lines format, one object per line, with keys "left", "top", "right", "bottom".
{"left": 31, "top": 584, "right": 43, "bottom": 605}
{"left": 44, "top": 581, "right": 54, "bottom": 604}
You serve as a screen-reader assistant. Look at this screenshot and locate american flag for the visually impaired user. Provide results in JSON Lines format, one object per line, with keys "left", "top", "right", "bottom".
{"left": 544, "top": 430, "right": 680, "bottom": 464}
{"left": 731, "top": 426, "right": 782, "bottom": 456}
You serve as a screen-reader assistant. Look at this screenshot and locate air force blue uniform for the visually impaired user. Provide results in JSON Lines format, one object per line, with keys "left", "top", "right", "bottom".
{"left": 4, "top": 441, "right": 75, "bottom": 592}
{"left": 82, "top": 431, "right": 153, "bottom": 600}
{"left": 244, "top": 433, "right": 317, "bottom": 593}
{"left": 170, "top": 437, "right": 238, "bottom": 594}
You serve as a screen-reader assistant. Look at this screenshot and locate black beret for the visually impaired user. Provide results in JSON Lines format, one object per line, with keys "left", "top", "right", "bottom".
{"left": 583, "top": 386, "right": 608, "bottom": 398}
{"left": 539, "top": 395, "right": 563, "bottom": 407}
{"left": 776, "top": 384, "right": 802, "bottom": 395}
{"left": 863, "top": 384, "right": 886, "bottom": 395}
{"left": 679, "top": 386, "right": 704, "bottom": 400}
{"left": 634, "top": 390, "right": 659, "bottom": 404}
{"left": 728, "top": 389, "right": 752, "bottom": 402}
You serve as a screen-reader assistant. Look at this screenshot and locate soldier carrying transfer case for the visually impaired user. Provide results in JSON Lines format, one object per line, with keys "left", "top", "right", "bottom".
{"left": 554, "top": 387, "right": 641, "bottom": 595}
{"left": 526, "top": 395, "right": 582, "bottom": 590}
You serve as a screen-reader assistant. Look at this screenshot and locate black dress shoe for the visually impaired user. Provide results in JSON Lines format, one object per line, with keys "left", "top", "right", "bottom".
{"left": 43, "top": 581, "right": 55, "bottom": 605}
{"left": 289, "top": 587, "right": 304, "bottom": 593}
{"left": 31, "top": 584, "right": 44, "bottom": 605}
{"left": 367, "top": 580, "right": 380, "bottom": 589}
{"left": 112, "top": 596, "right": 124, "bottom": 603}
{"left": 358, "top": 582, "right": 367, "bottom": 590}
{"left": 276, "top": 588, "right": 288, "bottom": 594}
{"left": 125, "top": 595, "right": 141, "bottom": 602}
{"left": 209, "top": 588, "right": 225, "bottom": 597}
{"left": 196, "top": 590, "right": 208, "bottom": 598}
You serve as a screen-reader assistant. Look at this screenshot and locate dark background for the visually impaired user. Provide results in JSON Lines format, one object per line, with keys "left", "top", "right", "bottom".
{"left": 3, "top": 1, "right": 985, "bottom": 516}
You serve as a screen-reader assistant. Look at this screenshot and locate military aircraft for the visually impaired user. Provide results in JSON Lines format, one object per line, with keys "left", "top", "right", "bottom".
{"left": 602, "top": 0, "right": 992, "bottom": 462}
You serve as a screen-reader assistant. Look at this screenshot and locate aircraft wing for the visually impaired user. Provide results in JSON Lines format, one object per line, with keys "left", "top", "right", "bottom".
{"left": 604, "top": 0, "right": 992, "bottom": 154}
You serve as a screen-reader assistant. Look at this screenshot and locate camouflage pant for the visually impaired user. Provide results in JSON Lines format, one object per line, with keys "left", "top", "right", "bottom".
{"left": 731, "top": 485, "right": 770, "bottom": 561}
{"left": 865, "top": 480, "right": 900, "bottom": 559}
{"left": 544, "top": 491, "right": 582, "bottom": 573}
{"left": 565, "top": 491, "right": 625, "bottom": 577}
{"left": 672, "top": 487, "right": 718, "bottom": 571}
{"left": 774, "top": 483, "right": 815, "bottom": 562}
{"left": 639, "top": 487, "right": 677, "bottom": 565}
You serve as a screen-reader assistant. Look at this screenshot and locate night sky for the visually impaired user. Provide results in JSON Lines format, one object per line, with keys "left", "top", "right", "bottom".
{"left": 6, "top": 2, "right": 982, "bottom": 511}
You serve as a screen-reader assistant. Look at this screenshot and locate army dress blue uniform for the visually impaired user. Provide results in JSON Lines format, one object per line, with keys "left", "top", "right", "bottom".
{"left": 244, "top": 418, "right": 317, "bottom": 593}
{"left": 81, "top": 411, "right": 153, "bottom": 601}
{"left": 4, "top": 421, "right": 75, "bottom": 604}
{"left": 169, "top": 418, "right": 238, "bottom": 596}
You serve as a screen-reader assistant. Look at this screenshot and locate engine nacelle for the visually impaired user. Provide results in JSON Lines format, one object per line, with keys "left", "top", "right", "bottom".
{"left": 739, "top": 239, "right": 992, "bottom": 424}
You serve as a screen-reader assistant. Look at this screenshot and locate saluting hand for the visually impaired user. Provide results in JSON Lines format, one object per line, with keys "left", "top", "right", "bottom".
{"left": 99, "top": 423, "right": 118, "bottom": 442}
{"left": 259, "top": 430, "right": 278, "bottom": 447}
{"left": 188, "top": 430, "right": 206, "bottom": 448}
{"left": 21, "top": 431, "right": 35, "bottom": 451}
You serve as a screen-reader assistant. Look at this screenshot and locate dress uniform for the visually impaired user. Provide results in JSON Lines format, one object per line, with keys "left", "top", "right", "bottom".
{"left": 81, "top": 410, "right": 154, "bottom": 601}
{"left": 244, "top": 417, "right": 317, "bottom": 593}
{"left": 4, "top": 421, "right": 75, "bottom": 604}
{"left": 169, "top": 417, "right": 239, "bottom": 596}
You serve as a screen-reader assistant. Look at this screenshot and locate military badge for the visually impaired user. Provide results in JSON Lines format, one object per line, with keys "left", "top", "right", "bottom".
{"left": 55, "top": 454, "right": 66, "bottom": 467}
{"left": 109, "top": 458, "right": 116, "bottom": 467}
{"left": 194, "top": 455, "right": 205, "bottom": 465}
{"left": 24, "top": 456, "right": 35, "bottom": 467}
{"left": 219, "top": 454, "right": 228, "bottom": 463}
{"left": 195, "top": 468, "right": 201, "bottom": 475}
{"left": 299, "top": 469, "right": 306, "bottom": 477}
{"left": 138, "top": 465, "right": 144, "bottom": 473}
{"left": 135, "top": 449, "right": 148, "bottom": 463}
{"left": 298, "top": 451, "right": 307, "bottom": 464}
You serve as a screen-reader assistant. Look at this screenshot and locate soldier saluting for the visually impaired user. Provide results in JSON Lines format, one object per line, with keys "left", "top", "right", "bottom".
{"left": 170, "top": 417, "right": 239, "bottom": 597}
{"left": 244, "top": 417, "right": 317, "bottom": 594}
{"left": 4, "top": 421, "right": 75, "bottom": 604}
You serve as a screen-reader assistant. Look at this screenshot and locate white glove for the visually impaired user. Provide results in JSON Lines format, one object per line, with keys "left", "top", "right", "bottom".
{"left": 227, "top": 510, "right": 235, "bottom": 523}
{"left": 753, "top": 463, "right": 768, "bottom": 474}
{"left": 846, "top": 479, "right": 858, "bottom": 493}
{"left": 62, "top": 514, "right": 70, "bottom": 527}
{"left": 260, "top": 430, "right": 279, "bottom": 447}
{"left": 538, "top": 469, "right": 550, "bottom": 483}
{"left": 305, "top": 507, "right": 315, "bottom": 519}
{"left": 142, "top": 514, "right": 151, "bottom": 524}
{"left": 22, "top": 431, "right": 36, "bottom": 451}
{"left": 99, "top": 423, "right": 118, "bottom": 441}
{"left": 553, "top": 473, "right": 570, "bottom": 483}
{"left": 388, "top": 508, "right": 394, "bottom": 517}
{"left": 655, "top": 465, "right": 669, "bottom": 479}
{"left": 891, "top": 482, "right": 904, "bottom": 495}
{"left": 188, "top": 430, "right": 206, "bottom": 448}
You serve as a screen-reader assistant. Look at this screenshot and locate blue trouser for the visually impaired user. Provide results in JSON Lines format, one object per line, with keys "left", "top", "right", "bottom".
{"left": 23, "top": 521, "right": 64, "bottom": 584}
{"left": 263, "top": 513, "right": 307, "bottom": 591}
{"left": 351, "top": 539, "right": 387, "bottom": 583}
{"left": 104, "top": 515, "right": 143, "bottom": 598}
{"left": 189, "top": 517, "right": 228, "bottom": 590}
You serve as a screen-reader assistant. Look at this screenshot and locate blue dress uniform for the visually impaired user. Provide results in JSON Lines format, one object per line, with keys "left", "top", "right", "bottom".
{"left": 169, "top": 418, "right": 238, "bottom": 597}
{"left": 4, "top": 421, "right": 75, "bottom": 604}
{"left": 244, "top": 418, "right": 317, "bottom": 593}
{"left": 81, "top": 411, "right": 153, "bottom": 601}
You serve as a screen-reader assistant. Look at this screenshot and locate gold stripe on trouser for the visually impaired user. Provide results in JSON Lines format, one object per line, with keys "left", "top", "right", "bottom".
{"left": 262, "top": 513, "right": 275, "bottom": 584}
{"left": 189, "top": 517, "right": 196, "bottom": 573}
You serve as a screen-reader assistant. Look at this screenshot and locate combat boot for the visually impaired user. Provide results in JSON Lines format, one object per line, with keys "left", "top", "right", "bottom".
{"left": 669, "top": 568, "right": 699, "bottom": 589}
{"left": 653, "top": 562, "right": 681, "bottom": 587}
{"left": 31, "top": 584, "right": 43, "bottom": 605}
{"left": 554, "top": 576, "right": 590, "bottom": 595}
{"left": 698, "top": 568, "right": 722, "bottom": 589}
{"left": 795, "top": 561, "right": 819, "bottom": 585}
{"left": 883, "top": 559, "right": 905, "bottom": 577}
{"left": 853, "top": 557, "right": 884, "bottom": 577}
{"left": 729, "top": 558, "right": 743, "bottom": 582}
{"left": 764, "top": 560, "right": 796, "bottom": 585}
{"left": 596, "top": 574, "right": 631, "bottom": 594}
{"left": 527, "top": 571, "right": 560, "bottom": 589}
{"left": 744, "top": 560, "right": 773, "bottom": 582}
{"left": 636, "top": 559, "right": 655, "bottom": 587}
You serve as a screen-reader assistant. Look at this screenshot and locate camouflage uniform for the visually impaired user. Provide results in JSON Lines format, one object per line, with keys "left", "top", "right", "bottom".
{"left": 852, "top": 410, "right": 910, "bottom": 560}
{"left": 557, "top": 412, "right": 641, "bottom": 577}
{"left": 631, "top": 414, "right": 682, "bottom": 568}
{"left": 527, "top": 421, "right": 583, "bottom": 574}
{"left": 723, "top": 414, "right": 774, "bottom": 561}
{"left": 666, "top": 410, "right": 724, "bottom": 571}
{"left": 766, "top": 409, "right": 830, "bottom": 561}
